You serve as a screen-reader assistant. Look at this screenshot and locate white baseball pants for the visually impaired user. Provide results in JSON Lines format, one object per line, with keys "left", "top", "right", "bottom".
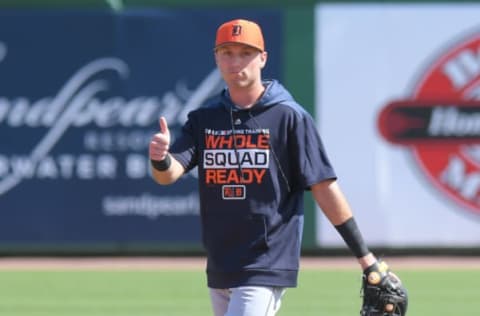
{"left": 209, "top": 286, "right": 286, "bottom": 316}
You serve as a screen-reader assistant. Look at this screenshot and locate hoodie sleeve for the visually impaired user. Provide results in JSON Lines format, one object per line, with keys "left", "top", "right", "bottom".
{"left": 169, "top": 112, "right": 199, "bottom": 172}
{"left": 290, "top": 110, "right": 337, "bottom": 190}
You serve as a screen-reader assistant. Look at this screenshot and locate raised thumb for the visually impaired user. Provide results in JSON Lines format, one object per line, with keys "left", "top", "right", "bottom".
{"left": 159, "top": 116, "right": 170, "bottom": 136}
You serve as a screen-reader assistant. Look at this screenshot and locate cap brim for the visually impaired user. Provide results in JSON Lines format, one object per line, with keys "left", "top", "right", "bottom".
{"left": 214, "top": 42, "right": 263, "bottom": 52}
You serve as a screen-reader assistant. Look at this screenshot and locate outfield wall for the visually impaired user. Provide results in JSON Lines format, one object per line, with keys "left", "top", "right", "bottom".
{"left": 0, "top": 1, "right": 479, "bottom": 254}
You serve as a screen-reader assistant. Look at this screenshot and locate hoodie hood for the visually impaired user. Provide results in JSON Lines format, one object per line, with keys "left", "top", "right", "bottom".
{"left": 219, "top": 79, "right": 296, "bottom": 111}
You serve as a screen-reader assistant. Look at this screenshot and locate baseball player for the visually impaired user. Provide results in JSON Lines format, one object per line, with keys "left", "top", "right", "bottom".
{"left": 149, "top": 19, "right": 407, "bottom": 316}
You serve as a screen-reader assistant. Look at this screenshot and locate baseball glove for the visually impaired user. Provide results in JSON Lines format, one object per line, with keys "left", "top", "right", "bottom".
{"left": 360, "top": 260, "right": 408, "bottom": 316}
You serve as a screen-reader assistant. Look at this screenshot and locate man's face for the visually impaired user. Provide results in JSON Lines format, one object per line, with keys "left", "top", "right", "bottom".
{"left": 214, "top": 43, "right": 267, "bottom": 89}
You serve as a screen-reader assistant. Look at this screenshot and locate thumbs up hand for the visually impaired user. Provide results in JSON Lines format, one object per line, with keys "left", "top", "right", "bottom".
{"left": 149, "top": 117, "right": 171, "bottom": 161}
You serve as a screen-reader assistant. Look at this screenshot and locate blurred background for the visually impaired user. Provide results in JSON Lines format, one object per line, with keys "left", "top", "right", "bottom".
{"left": 1, "top": 0, "right": 479, "bottom": 257}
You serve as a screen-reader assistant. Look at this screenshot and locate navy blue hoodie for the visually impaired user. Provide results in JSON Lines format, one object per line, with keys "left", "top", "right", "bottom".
{"left": 170, "top": 80, "right": 336, "bottom": 288}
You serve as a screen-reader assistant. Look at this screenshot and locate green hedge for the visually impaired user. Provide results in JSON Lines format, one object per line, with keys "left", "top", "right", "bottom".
{"left": 1, "top": 0, "right": 479, "bottom": 9}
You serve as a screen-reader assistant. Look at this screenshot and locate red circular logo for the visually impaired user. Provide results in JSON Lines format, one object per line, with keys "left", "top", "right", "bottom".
{"left": 378, "top": 34, "right": 480, "bottom": 214}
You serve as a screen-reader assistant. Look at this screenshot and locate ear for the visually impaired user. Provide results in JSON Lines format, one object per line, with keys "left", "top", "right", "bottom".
{"left": 260, "top": 51, "right": 268, "bottom": 69}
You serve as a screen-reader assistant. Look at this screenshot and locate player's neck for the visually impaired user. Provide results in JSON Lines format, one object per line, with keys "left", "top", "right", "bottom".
{"left": 228, "top": 82, "right": 265, "bottom": 109}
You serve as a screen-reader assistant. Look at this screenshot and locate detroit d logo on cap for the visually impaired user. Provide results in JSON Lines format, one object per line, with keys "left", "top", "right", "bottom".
{"left": 232, "top": 25, "right": 242, "bottom": 36}
{"left": 377, "top": 31, "right": 480, "bottom": 215}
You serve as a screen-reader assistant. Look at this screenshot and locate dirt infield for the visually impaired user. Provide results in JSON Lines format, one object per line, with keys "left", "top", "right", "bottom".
{"left": 0, "top": 256, "right": 478, "bottom": 270}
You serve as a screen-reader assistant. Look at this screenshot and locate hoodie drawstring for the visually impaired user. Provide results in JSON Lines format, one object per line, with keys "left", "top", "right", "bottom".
{"left": 247, "top": 111, "right": 291, "bottom": 193}
{"left": 229, "top": 106, "right": 245, "bottom": 181}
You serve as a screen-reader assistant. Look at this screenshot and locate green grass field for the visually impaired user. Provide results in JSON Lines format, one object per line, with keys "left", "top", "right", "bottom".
{"left": 0, "top": 268, "right": 478, "bottom": 315}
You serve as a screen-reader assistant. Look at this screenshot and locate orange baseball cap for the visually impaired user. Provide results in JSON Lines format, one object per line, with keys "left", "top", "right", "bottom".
{"left": 215, "top": 19, "right": 265, "bottom": 52}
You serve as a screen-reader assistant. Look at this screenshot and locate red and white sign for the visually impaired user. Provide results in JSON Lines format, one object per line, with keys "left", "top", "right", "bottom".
{"left": 378, "top": 34, "right": 480, "bottom": 214}
{"left": 315, "top": 4, "right": 480, "bottom": 247}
